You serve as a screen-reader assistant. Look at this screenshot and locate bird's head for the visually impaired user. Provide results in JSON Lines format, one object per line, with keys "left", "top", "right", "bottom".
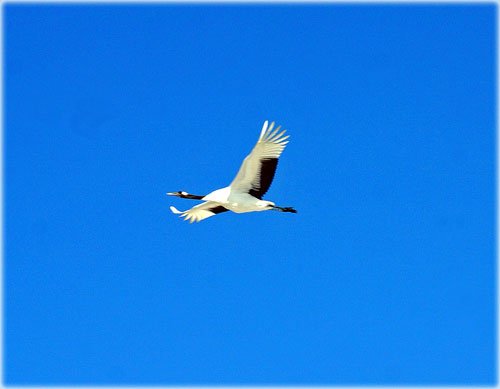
{"left": 167, "top": 191, "right": 189, "bottom": 198}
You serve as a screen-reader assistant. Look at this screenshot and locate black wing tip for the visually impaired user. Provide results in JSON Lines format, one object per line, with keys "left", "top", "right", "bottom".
{"left": 209, "top": 205, "right": 229, "bottom": 215}
{"left": 248, "top": 158, "right": 279, "bottom": 199}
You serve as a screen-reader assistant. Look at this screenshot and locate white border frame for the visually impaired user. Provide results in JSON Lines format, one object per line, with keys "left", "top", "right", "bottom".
{"left": 1, "top": 0, "right": 497, "bottom": 387}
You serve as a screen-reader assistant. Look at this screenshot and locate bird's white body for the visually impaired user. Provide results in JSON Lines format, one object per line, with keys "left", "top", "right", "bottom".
{"left": 168, "top": 120, "right": 294, "bottom": 223}
{"left": 203, "top": 187, "right": 275, "bottom": 213}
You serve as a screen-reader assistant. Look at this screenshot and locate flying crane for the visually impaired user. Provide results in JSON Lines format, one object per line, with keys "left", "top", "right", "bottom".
{"left": 167, "top": 120, "right": 297, "bottom": 223}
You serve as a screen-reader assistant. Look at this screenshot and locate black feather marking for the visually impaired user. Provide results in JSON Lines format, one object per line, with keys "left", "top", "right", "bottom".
{"left": 208, "top": 205, "right": 229, "bottom": 214}
{"left": 248, "top": 158, "right": 279, "bottom": 199}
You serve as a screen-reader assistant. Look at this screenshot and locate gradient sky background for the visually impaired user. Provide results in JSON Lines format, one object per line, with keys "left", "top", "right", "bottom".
{"left": 4, "top": 3, "right": 496, "bottom": 385}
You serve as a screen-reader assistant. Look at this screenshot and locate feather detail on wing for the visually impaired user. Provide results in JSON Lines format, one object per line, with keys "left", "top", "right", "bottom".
{"left": 169, "top": 202, "right": 228, "bottom": 223}
{"left": 230, "top": 121, "right": 289, "bottom": 199}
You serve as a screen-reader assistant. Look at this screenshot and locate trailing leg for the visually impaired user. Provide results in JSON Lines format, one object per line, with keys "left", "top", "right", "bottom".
{"left": 273, "top": 205, "right": 297, "bottom": 213}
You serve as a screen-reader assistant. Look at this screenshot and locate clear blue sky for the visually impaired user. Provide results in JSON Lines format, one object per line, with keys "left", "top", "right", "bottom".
{"left": 4, "top": 3, "right": 496, "bottom": 385}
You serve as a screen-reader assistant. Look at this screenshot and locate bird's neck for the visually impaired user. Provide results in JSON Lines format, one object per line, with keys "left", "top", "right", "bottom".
{"left": 182, "top": 193, "right": 205, "bottom": 200}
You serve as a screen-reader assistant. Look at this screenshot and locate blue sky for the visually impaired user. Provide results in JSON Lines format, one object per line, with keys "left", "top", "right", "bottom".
{"left": 4, "top": 3, "right": 496, "bottom": 385}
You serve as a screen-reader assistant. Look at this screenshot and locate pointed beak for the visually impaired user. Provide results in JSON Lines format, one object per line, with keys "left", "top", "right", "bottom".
{"left": 166, "top": 192, "right": 177, "bottom": 196}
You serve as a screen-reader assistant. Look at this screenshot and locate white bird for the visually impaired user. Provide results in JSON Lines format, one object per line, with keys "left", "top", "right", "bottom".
{"left": 167, "top": 120, "right": 297, "bottom": 223}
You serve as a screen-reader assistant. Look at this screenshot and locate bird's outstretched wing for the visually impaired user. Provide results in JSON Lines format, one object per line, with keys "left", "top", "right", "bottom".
{"left": 170, "top": 202, "right": 229, "bottom": 223}
{"left": 230, "top": 121, "right": 289, "bottom": 199}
